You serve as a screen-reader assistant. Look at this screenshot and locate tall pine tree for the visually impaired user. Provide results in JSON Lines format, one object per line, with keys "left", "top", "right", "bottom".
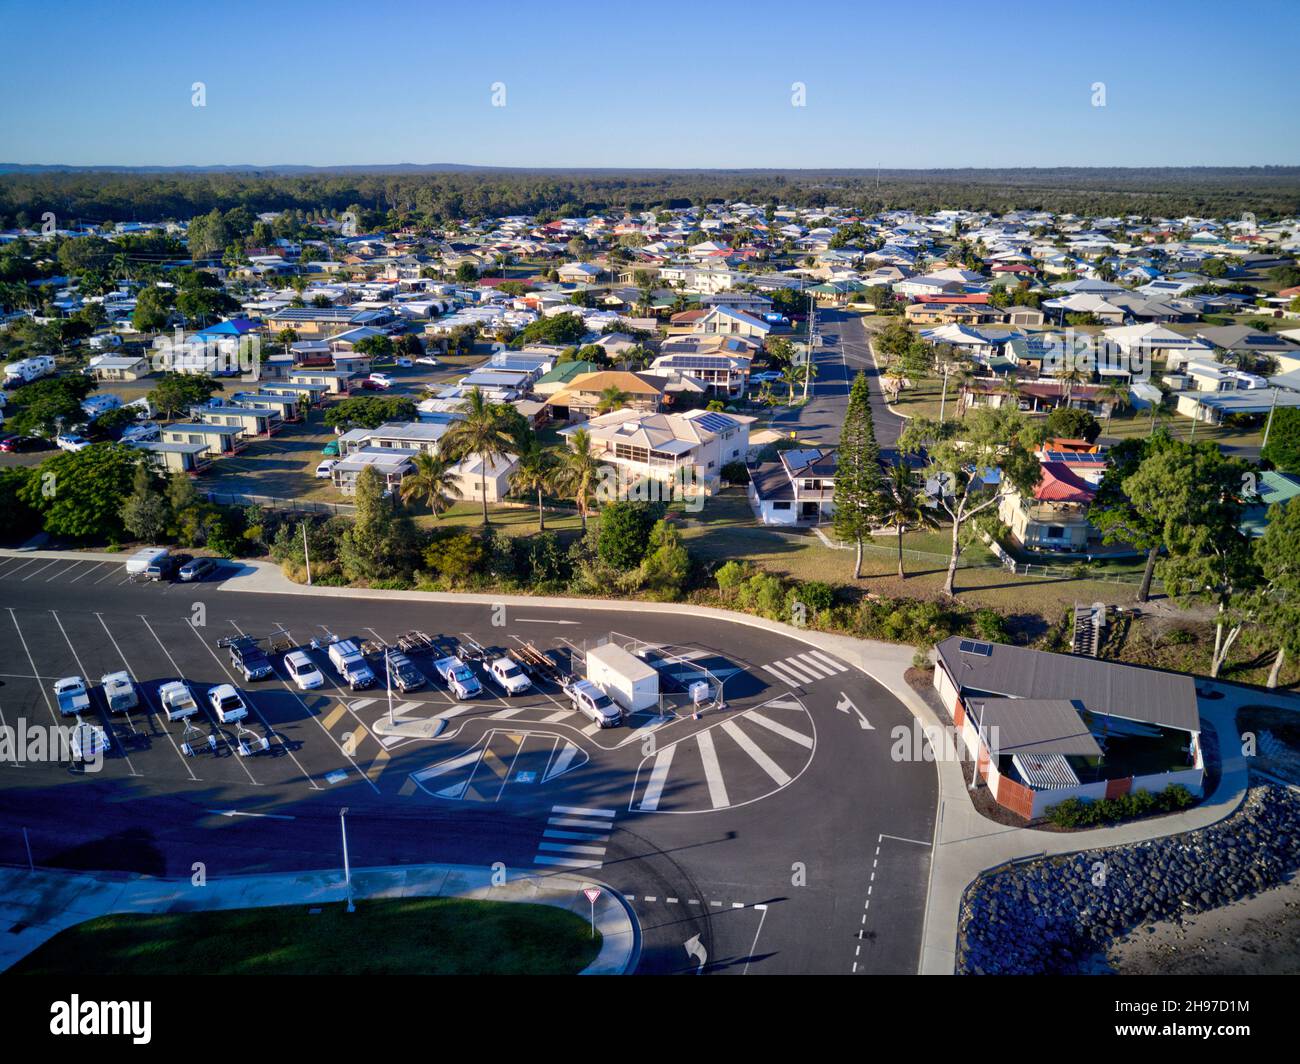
{"left": 832, "top": 371, "right": 885, "bottom": 578}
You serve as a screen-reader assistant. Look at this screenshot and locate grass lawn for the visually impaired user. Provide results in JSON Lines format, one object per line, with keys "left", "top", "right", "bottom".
{"left": 417, "top": 500, "right": 584, "bottom": 535}
{"left": 1099, "top": 406, "right": 1264, "bottom": 449}
{"left": 11, "top": 897, "right": 601, "bottom": 976}
{"left": 675, "top": 488, "right": 1142, "bottom": 617}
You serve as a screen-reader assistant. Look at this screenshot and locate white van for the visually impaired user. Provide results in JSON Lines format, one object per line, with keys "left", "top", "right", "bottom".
{"left": 125, "top": 546, "right": 170, "bottom": 576}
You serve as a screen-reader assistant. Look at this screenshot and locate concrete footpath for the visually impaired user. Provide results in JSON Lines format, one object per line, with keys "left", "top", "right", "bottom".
{"left": 7, "top": 548, "right": 1294, "bottom": 974}
{"left": 0, "top": 861, "right": 639, "bottom": 975}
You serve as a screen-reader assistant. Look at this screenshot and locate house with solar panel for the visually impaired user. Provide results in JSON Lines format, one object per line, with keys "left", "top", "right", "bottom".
{"left": 560, "top": 407, "right": 752, "bottom": 493}
{"left": 748, "top": 446, "right": 837, "bottom": 525}
{"left": 933, "top": 637, "right": 1204, "bottom": 819}
{"left": 996, "top": 456, "right": 1099, "bottom": 552}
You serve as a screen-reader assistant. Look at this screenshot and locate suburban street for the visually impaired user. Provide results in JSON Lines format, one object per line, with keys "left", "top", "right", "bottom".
{"left": 0, "top": 555, "right": 936, "bottom": 975}
{"left": 771, "top": 309, "right": 908, "bottom": 459}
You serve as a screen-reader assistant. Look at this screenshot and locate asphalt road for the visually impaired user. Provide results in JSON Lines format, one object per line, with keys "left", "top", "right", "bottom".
{"left": 0, "top": 555, "right": 937, "bottom": 974}
{"left": 771, "top": 310, "right": 909, "bottom": 460}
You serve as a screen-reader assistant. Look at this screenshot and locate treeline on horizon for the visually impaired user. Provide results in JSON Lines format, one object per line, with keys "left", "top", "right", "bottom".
{"left": 1, "top": 166, "right": 1298, "bottom": 229}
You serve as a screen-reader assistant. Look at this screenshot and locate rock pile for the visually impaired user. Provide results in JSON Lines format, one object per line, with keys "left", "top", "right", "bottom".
{"left": 957, "top": 785, "right": 1300, "bottom": 975}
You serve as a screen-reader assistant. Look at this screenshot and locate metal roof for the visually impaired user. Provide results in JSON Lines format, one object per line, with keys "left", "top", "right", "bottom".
{"left": 968, "top": 698, "right": 1103, "bottom": 758}
{"left": 936, "top": 636, "right": 1199, "bottom": 734}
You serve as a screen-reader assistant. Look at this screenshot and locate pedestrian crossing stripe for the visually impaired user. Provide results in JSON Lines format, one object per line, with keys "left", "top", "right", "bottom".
{"left": 530, "top": 804, "right": 617, "bottom": 871}
{"left": 762, "top": 650, "right": 849, "bottom": 687}
{"left": 805, "top": 650, "right": 848, "bottom": 673}
{"left": 762, "top": 661, "right": 808, "bottom": 686}
{"left": 322, "top": 704, "right": 348, "bottom": 729}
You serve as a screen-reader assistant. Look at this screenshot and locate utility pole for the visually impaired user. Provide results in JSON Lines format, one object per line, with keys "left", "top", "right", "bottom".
{"left": 302, "top": 520, "right": 312, "bottom": 585}
{"left": 1262, "top": 386, "right": 1279, "bottom": 450}
{"left": 803, "top": 292, "right": 815, "bottom": 400}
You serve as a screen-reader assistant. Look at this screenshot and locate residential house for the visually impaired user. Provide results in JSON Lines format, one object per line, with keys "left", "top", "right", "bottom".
{"left": 748, "top": 447, "right": 837, "bottom": 525}
{"left": 86, "top": 353, "right": 151, "bottom": 382}
{"left": 331, "top": 449, "right": 415, "bottom": 496}
{"left": 933, "top": 637, "right": 1203, "bottom": 819}
{"left": 997, "top": 461, "right": 1097, "bottom": 552}
{"left": 692, "top": 305, "right": 771, "bottom": 342}
{"left": 560, "top": 408, "right": 753, "bottom": 492}
{"left": 546, "top": 370, "right": 666, "bottom": 420}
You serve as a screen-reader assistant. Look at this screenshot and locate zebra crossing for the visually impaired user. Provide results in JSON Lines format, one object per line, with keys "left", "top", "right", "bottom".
{"left": 531, "top": 805, "right": 616, "bottom": 870}
{"left": 631, "top": 696, "right": 814, "bottom": 813}
{"left": 760, "top": 649, "right": 848, "bottom": 688}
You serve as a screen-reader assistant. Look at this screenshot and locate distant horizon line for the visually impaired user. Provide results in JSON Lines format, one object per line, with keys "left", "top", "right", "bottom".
{"left": 4, "top": 162, "right": 1300, "bottom": 175}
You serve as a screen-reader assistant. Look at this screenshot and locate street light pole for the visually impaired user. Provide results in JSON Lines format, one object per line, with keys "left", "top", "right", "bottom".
{"left": 340, "top": 806, "right": 355, "bottom": 913}
{"left": 1262, "top": 387, "right": 1279, "bottom": 450}
{"left": 386, "top": 649, "right": 394, "bottom": 726}
{"left": 302, "top": 521, "right": 312, "bottom": 586}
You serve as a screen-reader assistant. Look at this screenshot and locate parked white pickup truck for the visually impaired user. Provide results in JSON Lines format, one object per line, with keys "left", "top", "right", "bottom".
{"left": 54, "top": 676, "right": 91, "bottom": 717}
{"left": 563, "top": 678, "right": 623, "bottom": 728}
{"left": 157, "top": 680, "right": 200, "bottom": 721}
{"left": 100, "top": 671, "right": 139, "bottom": 713}
{"left": 486, "top": 656, "right": 531, "bottom": 696}
{"left": 433, "top": 656, "right": 482, "bottom": 700}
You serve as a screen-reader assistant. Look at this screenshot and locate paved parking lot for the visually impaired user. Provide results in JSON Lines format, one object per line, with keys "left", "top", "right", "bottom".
{"left": 0, "top": 553, "right": 937, "bottom": 974}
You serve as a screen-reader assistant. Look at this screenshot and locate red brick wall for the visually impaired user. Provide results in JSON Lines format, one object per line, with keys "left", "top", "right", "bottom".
{"left": 1104, "top": 776, "right": 1133, "bottom": 800}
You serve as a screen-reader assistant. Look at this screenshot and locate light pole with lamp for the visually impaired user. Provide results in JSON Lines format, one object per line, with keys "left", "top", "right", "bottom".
{"left": 339, "top": 806, "right": 355, "bottom": 913}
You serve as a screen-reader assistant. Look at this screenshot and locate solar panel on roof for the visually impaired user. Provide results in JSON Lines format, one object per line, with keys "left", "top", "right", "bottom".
{"left": 959, "top": 639, "right": 993, "bottom": 657}
{"left": 693, "top": 412, "right": 737, "bottom": 433}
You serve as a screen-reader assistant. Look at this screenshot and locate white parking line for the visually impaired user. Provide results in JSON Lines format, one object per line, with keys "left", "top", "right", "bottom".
{"left": 94, "top": 613, "right": 198, "bottom": 782}
{"left": 139, "top": 615, "right": 256, "bottom": 780}
{"left": 2, "top": 559, "right": 41, "bottom": 578}
{"left": 21, "top": 560, "right": 59, "bottom": 581}
{"left": 638, "top": 743, "right": 677, "bottom": 811}
{"left": 49, "top": 611, "right": 140, "bottom": 776}
{"left": 48, "top": 561, "right": 86, "bottom": 582}
{"left": 93, "top": 564, "right": 123, "bottom": 585}
{"left": 694, "top": 728, "right": 730, "bottom": 809}
{"left": 744, "top": 709, "right": 815, "bottom": 749}
{"left": 67, "top": 562, "right": 107, "bottom": 584}
{"left": 188, "top": 621, "right": 326, "bottom": 792}
{"left": 720, "top": 719, "right": 791, "bottom": 787}
{"left": 5, "top": 609, "right": 57, "bottom": 723}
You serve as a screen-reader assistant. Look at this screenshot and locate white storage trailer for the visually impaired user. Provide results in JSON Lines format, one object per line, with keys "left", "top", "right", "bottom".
{"left": 586, "top": 642, "right": 659, "bottom": 713}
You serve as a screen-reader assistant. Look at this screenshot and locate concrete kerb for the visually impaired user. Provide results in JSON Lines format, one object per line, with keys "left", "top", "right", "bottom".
{"left": 0, "top": 862, "right": 638, "bottom": 975}
{"left": 7, "top": 548, "right": 1283, "bottom": 975}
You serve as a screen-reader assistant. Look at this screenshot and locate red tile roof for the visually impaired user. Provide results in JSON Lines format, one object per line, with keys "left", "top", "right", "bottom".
{"left": 1033, "top": 462, "right": 1096, "bottom": 503}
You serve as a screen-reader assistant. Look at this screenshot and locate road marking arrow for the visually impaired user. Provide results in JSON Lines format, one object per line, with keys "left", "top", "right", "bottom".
{"left": 516, "top": 619, "right": 579, "bottom": 625}
{"left": 684, "top": 933, "right": 707, "bottom": 974}
{"left": 836, "top": 693, "right": 873, "bottom": 730}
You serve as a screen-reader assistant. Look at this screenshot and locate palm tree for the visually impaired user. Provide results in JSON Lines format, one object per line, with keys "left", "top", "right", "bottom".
{"left": 878, "top": 462, "right": 937, "bottom": 578}
{"left": 596, "top": 385, "right": 629, "bottom": 415}
{"left": 781, "top": 363, "right": 802, "bottom": 402}
{"left": 399, "top": 451, "right": 461, "bottom": 518}
{"left": 1096, "top": 381, "right": 1130, "bottom": 434}
{"left": 441, "top": 387, "right": 517, "bottom": 526}
{"left": 554, "top": 427, "right": 602, "bottom": 530}
{"left": 510, "top": 442, "right": 560, "bottom": 531}
{"left": 1053, "top": 364, "right": 1087, "bottom": 408}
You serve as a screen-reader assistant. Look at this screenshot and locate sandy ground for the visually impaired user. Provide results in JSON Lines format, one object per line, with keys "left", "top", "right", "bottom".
{"left": 1106, "top": 876, "right": 1300, "bottom": 975}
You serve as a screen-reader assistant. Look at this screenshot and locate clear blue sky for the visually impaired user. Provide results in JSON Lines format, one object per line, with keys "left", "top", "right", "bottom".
{"left": 2, "top": 0, "right": 1297, "bottom": 168}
